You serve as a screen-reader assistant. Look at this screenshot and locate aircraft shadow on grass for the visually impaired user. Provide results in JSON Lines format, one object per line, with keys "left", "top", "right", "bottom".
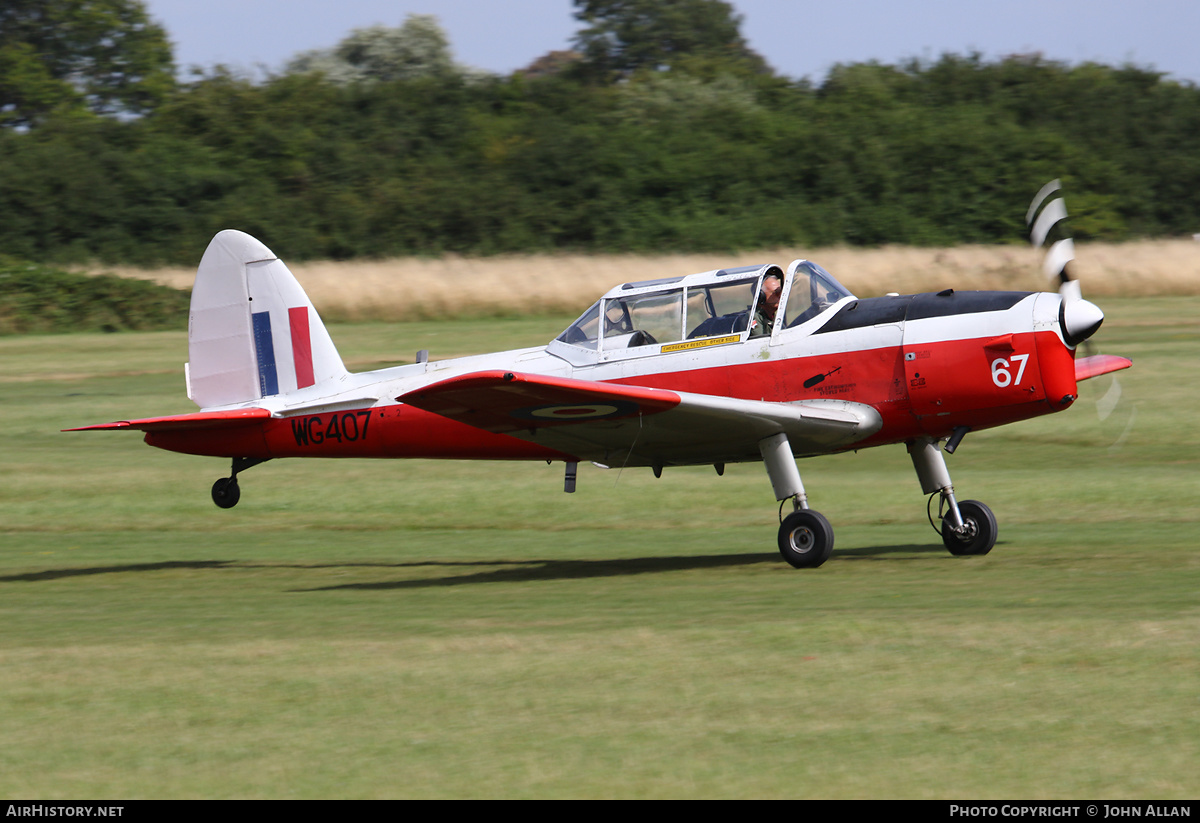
{"left": 296, "top": 553, "right": 779, "bottom": 591}
{"left": 0, "top": 560, "right": 236, "bottom": 583}
{"left": 0, "top": 543, "right": 974, "bottom": 589}
{"left": 834, "top": 542, "right": 975, "bottom": 560}
{"left": 294, "top": 543, "right": 955, "bottom": 591}
{"left": 0, "top": 555, "right": 776, "bottom": 589}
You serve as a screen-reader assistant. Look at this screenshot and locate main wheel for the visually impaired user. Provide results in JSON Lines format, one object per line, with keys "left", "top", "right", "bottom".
{"left": 211, "top": 477, "right": 241, "bottom": 509}
{"left": 778, "top": 509, "right": 835, "bottom": 568}
{"left": 942, "top": 500, "right": 997, "bottom": 556}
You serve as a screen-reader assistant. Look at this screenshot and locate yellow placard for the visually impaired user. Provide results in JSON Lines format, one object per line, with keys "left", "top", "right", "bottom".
{"left": 660, "top": 334, "right": 741, "bottom": 354}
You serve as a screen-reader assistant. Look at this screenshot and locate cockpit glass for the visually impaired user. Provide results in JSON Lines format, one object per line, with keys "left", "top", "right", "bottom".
{"left": 783, "top": 262, "right": 854, "bottom": 328}
{"left": 556, "top": 300, "right": 602, "bottom": 348}
{"left": 557, "top": 277, "right": 763, "bottom": 351}
{"left": 608, "top": 290, "right": 683, "bottom": 347}
{"left": 685, "top": 278, "right": 757, "bottom": 339}
{"left": 555, "top": 266, "right": 842, "bottom": 352}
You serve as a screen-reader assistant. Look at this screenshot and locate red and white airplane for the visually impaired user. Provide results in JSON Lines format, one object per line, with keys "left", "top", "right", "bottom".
{"left": 70, "top": 182, "right": 1131, "bottom": 567}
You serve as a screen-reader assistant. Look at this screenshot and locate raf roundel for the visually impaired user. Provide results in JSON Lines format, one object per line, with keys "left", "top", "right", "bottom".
{"left": 512, "top": 401, "right": 640, "bottom": 422}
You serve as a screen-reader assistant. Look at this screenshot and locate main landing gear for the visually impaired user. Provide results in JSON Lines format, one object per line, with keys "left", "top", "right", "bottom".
{"left": 760, "top": 433, "right": 835, "bottom": 568}
{"left": 909, "top": 436, "right": 997, "bottom": 556}
{"left": 210, "top": 457, "right": 270, "bottom": 509}
{"left": 760, "top": 432, "right": 997, "bottom": 568}
{"left": 939, "top": 499, "right": 997, "bottom": 556}
{"left": 778, "top": 508, "right": 835, "bottom": 568}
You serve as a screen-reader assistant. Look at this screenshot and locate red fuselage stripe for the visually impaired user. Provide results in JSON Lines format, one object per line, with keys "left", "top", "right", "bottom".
{"left": 144, "top": 404, "right": 573, "bottom": 462}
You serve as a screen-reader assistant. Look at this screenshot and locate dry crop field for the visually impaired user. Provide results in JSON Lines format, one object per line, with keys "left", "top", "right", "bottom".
{"left": 92, "top": 238, "right": 1200, "bottom": 321}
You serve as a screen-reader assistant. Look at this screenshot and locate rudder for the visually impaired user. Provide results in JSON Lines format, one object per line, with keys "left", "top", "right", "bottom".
{"left": 187, "top": 230, "right": 347, "bottom": 408}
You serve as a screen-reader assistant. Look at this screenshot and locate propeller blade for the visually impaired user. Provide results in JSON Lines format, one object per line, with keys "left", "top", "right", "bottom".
{"left": 1027, "top": 180, "right": 1135, "bottom": 449}
{"left": 1026, "top": 179, "right": 1062, "bottom": 225}
{"left": 1096, "top": 375, "right": 1123, "bottom": 421}
{"left": 1027, "top": 181, "right": 1075, "bottom": 291}
{"left": 1028, "top": 180, "right": 1102, "bottom": 344}
{"left": 1030, "top": 197, "right": 1068, "bottom": 250}
{"left": 1043, "top": 238, "right": 1075, "bottom": 287}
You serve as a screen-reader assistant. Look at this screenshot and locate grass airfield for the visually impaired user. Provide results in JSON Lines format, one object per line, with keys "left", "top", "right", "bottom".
{"left": 1, "top": 298, "right": 1197, "bottom": 798}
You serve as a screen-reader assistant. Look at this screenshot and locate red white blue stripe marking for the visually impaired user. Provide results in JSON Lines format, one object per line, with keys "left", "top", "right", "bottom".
{"left": 252, "top": 307, "right": 316, "bottom": 397}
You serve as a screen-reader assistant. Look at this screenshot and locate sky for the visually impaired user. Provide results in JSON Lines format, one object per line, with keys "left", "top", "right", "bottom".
{"left": 143, "top": 0, "right": 1200, "bottom": 85}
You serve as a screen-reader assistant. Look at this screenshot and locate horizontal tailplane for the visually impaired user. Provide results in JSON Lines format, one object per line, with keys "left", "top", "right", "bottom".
{"left": 64, "top": 408, "right": 272, "bottom": 432}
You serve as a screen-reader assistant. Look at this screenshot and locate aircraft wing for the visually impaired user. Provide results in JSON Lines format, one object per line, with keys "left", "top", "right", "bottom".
{"left": 398, "top": 370, "right": 882, "bottom": 467}
{"left": 64, "top": 408, "right": 272, "bottom": 432}
{"left": 1074, "top": 354, "right": 1132, "bottom": 382}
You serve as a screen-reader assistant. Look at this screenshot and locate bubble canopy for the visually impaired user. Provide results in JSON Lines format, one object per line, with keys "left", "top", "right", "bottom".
{"left": 552, "top": 261, "right": 853, "bottom": 357}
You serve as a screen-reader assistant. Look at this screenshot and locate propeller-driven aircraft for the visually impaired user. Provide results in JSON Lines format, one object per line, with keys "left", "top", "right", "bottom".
{"left": 69, "top": 182, "right": 1131, "bottom": 567}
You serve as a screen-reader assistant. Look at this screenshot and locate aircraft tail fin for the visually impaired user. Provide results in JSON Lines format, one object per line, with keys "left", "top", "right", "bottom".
{"left": 187, "top": 230, "right": 348, "bottom": 408}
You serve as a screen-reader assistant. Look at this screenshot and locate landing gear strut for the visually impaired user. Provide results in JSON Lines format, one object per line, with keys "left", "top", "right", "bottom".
{"left": 760, "top": 433, "right": 834, "bottom": 568}
{"left": 759, "top": 432, "right": 998, "bottom": 566}
{"left": 210, "top": 457, "right": 270, "bottom": 509}
{"left": 909, "top": 437, "right": 997, "bottom": 556}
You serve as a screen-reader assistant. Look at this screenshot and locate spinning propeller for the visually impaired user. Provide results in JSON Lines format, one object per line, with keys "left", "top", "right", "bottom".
{"left": 1026, "top": 180, "right": 1135, "bottom": 445}
{"left": 1026, "top": 179, "right": 1105, "bottom": 347}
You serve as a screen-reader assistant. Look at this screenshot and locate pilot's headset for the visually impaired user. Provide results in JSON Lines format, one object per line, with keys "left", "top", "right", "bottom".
{"left": 757, "top": 273, "right": 782, "bottom": 308}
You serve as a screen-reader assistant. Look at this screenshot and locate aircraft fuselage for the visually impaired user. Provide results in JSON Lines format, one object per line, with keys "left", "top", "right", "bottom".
{"left": 145, "top": 289, "right": 1076, "bottom": 465}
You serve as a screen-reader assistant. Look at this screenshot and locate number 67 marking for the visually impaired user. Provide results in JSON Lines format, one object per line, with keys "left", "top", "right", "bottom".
{"left": 991, "top": 353, "right": 1029, "bottom": 387}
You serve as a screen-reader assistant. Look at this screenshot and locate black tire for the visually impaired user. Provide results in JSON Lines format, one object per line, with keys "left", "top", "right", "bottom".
{"left": 778, "top": 509, "right": 835, "bottom": 568}
{"left": 211, "top": 477, "right": 241, "bottom": 509}
{"left": 942, "top": 500, "right": 997, "bottom": 556}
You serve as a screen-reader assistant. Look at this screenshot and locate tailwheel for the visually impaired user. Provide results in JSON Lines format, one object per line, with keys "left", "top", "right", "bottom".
{"left": 211, "top": 477, "right": 241, "bottom": 509}
{"left": 778, "top": 509, "right": 835, "bottom": 569}
{"left": 209, "top": 457, "right": 269, "bottom": 509}
{"left": 941, "top": 500, "right": 997, "bottom": 556}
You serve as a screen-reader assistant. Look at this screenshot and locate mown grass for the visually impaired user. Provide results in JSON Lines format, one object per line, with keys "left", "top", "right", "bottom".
{"left": 0, "top": 298, "right": 1196, "bottom": 798}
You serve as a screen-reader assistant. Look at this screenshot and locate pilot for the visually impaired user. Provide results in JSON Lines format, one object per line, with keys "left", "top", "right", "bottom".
{"left": 749, "top": 274, "right": 782, "bottom": 338}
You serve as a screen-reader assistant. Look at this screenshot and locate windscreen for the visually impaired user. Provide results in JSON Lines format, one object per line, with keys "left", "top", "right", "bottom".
{"left": 783, "top": 262, "right": 854, "bottom": 328}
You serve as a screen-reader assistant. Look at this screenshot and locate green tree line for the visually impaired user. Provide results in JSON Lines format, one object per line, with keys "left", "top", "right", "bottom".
{"left": 3, "top": 1, "right": 1199, "bottom": 266}
{"left": 0, "top": 258, "right": 189, "bottom": 333}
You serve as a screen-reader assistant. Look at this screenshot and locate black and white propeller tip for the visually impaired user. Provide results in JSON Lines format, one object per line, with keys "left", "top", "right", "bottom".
{"left": 1027, "top": 180, "right": 1104, "bottom": 347}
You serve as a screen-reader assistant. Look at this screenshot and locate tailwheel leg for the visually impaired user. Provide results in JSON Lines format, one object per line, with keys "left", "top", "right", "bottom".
{"left": 908, "top": 437, "right": 997, "bottom": 556}
{"left": 211, "top": 457, "right": 270, "bottom": 510}
{"left": 760, "top": 433, "right": 834, "bottom": 568}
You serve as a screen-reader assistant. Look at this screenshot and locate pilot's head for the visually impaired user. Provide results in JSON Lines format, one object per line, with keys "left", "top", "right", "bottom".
{"left": 760, "top": 275, "right": 782, "bottom": 319}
